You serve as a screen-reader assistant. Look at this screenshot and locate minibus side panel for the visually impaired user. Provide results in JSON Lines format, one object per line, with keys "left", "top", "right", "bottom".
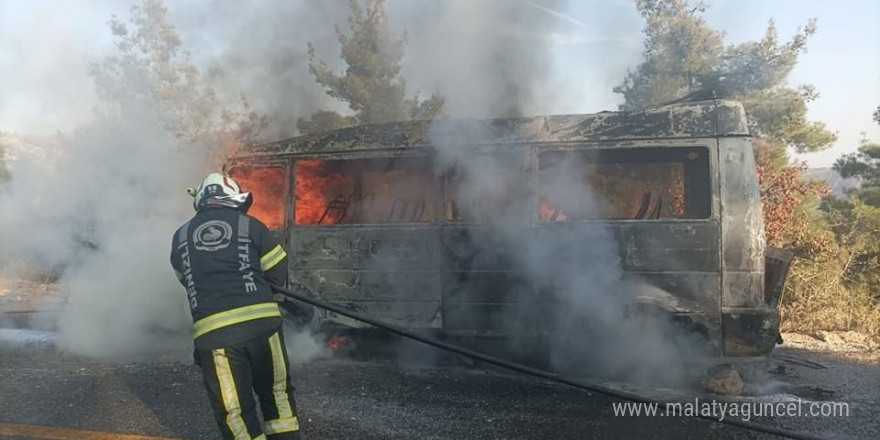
{"left": 718, "top": 137, "right": 766, "bottom": 309}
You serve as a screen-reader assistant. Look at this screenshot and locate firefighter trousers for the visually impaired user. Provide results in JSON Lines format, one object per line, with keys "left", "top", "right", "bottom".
{"left": 197, "top": 330, "right": 302, "bottom": 440}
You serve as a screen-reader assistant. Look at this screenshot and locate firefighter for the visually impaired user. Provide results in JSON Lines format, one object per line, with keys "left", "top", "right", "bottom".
{"left": 170, "top": 172, "right": 302, "bottom": 440}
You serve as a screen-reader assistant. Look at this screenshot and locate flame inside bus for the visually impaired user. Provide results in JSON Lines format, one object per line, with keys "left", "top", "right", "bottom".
{"left": 229, "top": 166, "right": 286, "bottom": 229}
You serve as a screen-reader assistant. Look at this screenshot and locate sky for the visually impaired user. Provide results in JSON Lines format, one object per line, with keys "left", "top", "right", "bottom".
{"left": 1, "top": 0, "right": 878, "bottom": 167}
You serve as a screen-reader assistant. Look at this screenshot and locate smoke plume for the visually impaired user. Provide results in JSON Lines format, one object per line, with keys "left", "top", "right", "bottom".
{"left": 1, "top": 0, "right": 706, "bottom": 378}
{"left": 396, "top": 0, "right": 568, "bottom": 118}
{"left": 175, "top": 0, "right": 577, "bottom": 134}
{"left": 174, "top": 0, "right": 352, "bottom": 140}
{"left": 0, "top": 93, "right": 204, "bottom": 360}
{"left": 283, "top": 326, "right": 331, "bottom": 365}
{"left": 427, "top": 123, "right": 708, "bottom": 386}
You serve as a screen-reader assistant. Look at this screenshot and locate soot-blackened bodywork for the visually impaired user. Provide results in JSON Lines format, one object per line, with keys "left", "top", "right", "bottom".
{"left": 228, "top": 99, "right": 787, "bottom": 357}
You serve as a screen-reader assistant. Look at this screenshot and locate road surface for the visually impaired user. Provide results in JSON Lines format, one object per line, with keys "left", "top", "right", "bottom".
{"left": 1, "top": 329, "right": 877, "bottom": 440}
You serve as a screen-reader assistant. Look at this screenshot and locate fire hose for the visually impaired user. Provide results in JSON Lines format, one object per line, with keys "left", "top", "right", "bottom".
{"left": 272, "top": 284, "right": 825, "bottom": 440}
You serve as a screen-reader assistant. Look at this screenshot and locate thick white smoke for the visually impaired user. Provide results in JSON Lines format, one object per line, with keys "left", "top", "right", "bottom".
{"left": 395, "top": 0, "right": 565, "bottom": 118}
{"left": 1, "top": 0, "right": 706, "bottom": 376}
{"left": 427, "top": 125, "right": 707, "bottom": 387}
{"left": 0, "top": 100, "right": 205, "bottom": 360}
{"left": 174, "top": 0, "right": 581, "bottom": 132}
{"left": 0, "top": 0, "right": 350, "bottom": 362}
{"left": 283, "top": 326, "right": 331, "bottom": 365}
{"left": 172, "top": 0, "right": 352, "bottom": 140}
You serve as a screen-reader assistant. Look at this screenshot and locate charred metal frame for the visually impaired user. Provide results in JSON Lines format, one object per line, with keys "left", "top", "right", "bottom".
{"left": 228, "top": 100, "right": 782, "bottom": 356}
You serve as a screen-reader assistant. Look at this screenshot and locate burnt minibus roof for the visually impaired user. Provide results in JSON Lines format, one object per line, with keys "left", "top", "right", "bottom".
{"left": 238, "top": 99, "right": 749, "bottom": 158}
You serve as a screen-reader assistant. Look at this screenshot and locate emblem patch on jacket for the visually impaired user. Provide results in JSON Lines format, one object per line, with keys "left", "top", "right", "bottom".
{"left": 193, "top": 220, "right": 233, "bottom": 251}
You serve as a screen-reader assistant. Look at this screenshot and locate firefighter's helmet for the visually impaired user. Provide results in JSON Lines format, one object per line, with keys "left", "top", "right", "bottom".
{"left": 186, "top": 173, "right": 253, "bottom": 212}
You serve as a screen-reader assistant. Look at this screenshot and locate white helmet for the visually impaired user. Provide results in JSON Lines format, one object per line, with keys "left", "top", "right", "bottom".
{"left": 186, "top": 172, "right": 253, "bottom": 212}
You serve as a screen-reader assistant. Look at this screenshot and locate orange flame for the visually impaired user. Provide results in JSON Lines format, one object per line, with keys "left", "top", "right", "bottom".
{"left": 539, "top": 196, "right": 568, "bottom": 222}
{"left": 295, "top": 160, "right": 351, "bottom": 225}
{"left": 327, "top": 335, "right": 350, "bottom": 351}
{"left": 229, "top": 167, "right": 287, "bottom": 229}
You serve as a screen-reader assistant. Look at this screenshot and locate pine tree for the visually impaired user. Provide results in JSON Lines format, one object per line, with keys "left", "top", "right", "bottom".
{"left": 616, "top": 0, "right": 835, "bottom": 251}
{"left": 89, "top": 0, "right": 266, "bottom": 146}
{"left": 298, "top": 0, "right": 444, "bottom": 135}
{"left": 834, "top": 111, "right": 880, "bottom": 208}
{"left": 616, "top": 0, "right": 834, "bottom": 154}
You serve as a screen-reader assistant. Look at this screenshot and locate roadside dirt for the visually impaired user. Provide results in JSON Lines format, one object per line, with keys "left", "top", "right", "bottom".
{"left": 781, "top": 331, "right": 879, "bottom": 364}
{"left": 0, "top": 275, "right": 63, "bottom": 329}
{"left": 0, "top": 275, "right": 58, "bottom": 310}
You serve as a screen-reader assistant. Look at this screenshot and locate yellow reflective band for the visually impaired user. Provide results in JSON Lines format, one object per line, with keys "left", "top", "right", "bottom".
{"left": 194, "top": 303, "right": 281, "bottom": 339}
{"left": 269, "top": 333, "right": 294, "bottom": 420}
{"left": 213, "top": 349, "right": 250, "bottom": 440}
{"left": 260, "top": 245, "right": 287, "bottom": 272}
{"left": 261, "top": 252, "right": 286, "bottom": 272}
{"left": 260, "top": 245, "right": 284, "bottom": 265}
{"left": 264, "top": 417, "right": 299, "bottom": 435}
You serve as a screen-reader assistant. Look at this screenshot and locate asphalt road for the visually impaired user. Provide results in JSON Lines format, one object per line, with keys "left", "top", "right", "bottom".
{"left": 0, "top": 331, "right": 876, "bottom": 440}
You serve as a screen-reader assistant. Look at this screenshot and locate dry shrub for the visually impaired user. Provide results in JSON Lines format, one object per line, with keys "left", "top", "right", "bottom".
{"left": 781, "top": 257, "right": 880, "bottom": 341}
{"left": 757, "top": 140, "right": 880, "bottom": 342}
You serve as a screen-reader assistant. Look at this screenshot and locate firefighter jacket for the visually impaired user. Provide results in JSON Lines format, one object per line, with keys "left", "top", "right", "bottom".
{"left": 171, "top": 206, "right": 288, "bottom": 350}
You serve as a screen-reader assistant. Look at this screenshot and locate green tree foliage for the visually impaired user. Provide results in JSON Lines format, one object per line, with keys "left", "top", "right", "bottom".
{"left": 616, "top": 0, "right": 835, "bottom": 154}
{"left": 715, "top": 24, "right": 837, "bottom": 154}
{"left": 615, "top": 0, "right": 723, "bottom": 110}
{"left": 834, "top": 109, "right": 880, "bottom": 206}
{"left": 825, "top": 110, "right": 880, "bottom": 304}
{"left": 89, "top": 0, "right": 265, "bottom": 147}
{"left": 618, "top": 0, "right": 835, "bottom": 250}
{"left": 298, "top": 0, "right": 444, "bottom": 135}
{"left": 823, "top": 196, "right": 880, "bottom": 285}
{"left": 835, "top": 136, "right": 880, "bottom": 207}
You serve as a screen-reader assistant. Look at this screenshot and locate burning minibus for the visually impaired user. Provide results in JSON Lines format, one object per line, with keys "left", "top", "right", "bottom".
{"left": 226, "top": 99, "right": 790, "bottom": 357}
